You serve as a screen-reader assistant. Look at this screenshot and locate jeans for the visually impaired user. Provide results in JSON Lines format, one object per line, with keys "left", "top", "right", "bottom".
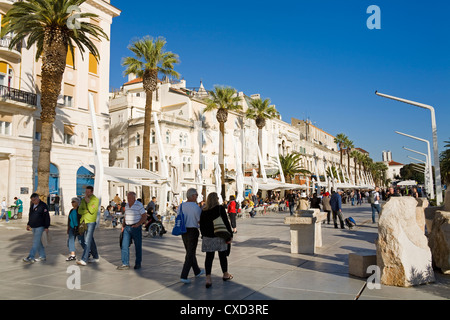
{"left": 181, "top": 228, "right": 201, "bottom": 279}
{"left": 0, "top": 209, "right": 9, "bottom": 222}
{"left": 289, "top": 204, "right": 295, "bottom": 216}
{"left": 81, "top": 222, "right": 99, "bottom": 262}
{"left": 28, "top": 226, "right": 46, "bottom": 259}
{"left": 67, "top": 228, "right": 86, "bottom": 253}
{"left": 371, "top": 204, "right": 381, "bottom": 223}
{"left": 54, "top": 204, "right": 60, "bottom": 215}
{"left": 121, "top": 225, "right": 142, "bottom": 266}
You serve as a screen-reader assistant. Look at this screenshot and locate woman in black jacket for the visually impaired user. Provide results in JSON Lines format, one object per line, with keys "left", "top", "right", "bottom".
{"left": 200, "top": 192, "right": 233, "bottom": 288}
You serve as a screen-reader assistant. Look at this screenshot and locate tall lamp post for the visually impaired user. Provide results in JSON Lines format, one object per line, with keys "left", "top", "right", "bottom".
{"left": 403, "top": 146, "right": 431, "bottom": 197}
{"left": 376, "top": 91, "right": 443, "bottom": 204}
{"left": 395, "top": 131, "right": 434, "bottom": 200}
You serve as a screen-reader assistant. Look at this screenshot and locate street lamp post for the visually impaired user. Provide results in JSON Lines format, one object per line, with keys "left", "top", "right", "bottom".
{"left": 376, "top": 91, "right": 443, "bottom": 205}
{"left": 395, "top": 131, "right": 434, "bottom": 200}
{"left": 403, "top": 146, "right": 431, "bottom": 197}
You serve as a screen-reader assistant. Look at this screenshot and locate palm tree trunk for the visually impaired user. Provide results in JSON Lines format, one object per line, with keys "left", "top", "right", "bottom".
{"left": 219, "top": 121, "right": 226, "bottom": 201}
{"left": 258, "top": 127, "right": 263, "bottom": 177}
{"left": 35, "top": 33, "right": 67, "bottom": 201}
{"left": 142, "top": 88, "right": 153, "bottom": 204}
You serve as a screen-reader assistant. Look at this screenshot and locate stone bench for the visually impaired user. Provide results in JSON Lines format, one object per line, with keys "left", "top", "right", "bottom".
{"left": 284, "top": 209, "right": 327, "bottom": 254}
{"left": 348, "top": 252, "right": 377, "bottom": 278}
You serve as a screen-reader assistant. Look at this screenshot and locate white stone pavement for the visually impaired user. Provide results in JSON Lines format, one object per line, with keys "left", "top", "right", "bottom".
{"left": 0, "top": 202, "right": 448, "bottom": 305}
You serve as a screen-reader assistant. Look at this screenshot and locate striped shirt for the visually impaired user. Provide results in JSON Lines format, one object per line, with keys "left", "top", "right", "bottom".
{"left": 124, "top": 200, "right": 146, "bottom": 225}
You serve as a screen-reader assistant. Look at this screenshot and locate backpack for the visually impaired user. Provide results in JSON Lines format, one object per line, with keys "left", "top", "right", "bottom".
{"left": 369, "top": 192, "right": 375, "bottom": 204}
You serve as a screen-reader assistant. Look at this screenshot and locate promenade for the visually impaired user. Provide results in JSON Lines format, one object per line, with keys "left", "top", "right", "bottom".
{"left": 0, "top": 202, "right": 448, "bottom": 303}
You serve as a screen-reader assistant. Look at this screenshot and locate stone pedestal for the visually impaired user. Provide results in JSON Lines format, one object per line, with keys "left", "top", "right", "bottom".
{"left": 284, "top": 209, "right": 326, "bottom": 254}
{"left": 348, "top": 253, "right": 377, "bottom": 278}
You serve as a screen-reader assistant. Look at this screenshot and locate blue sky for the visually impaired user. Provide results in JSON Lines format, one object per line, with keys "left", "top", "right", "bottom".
{"left": 109, "top": 0, "right": 450, "bottom": 165}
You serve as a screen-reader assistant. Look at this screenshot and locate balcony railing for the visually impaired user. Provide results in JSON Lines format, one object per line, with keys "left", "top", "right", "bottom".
{"left": 0, "top": 35, "right": 22, "bottom": 53}
{"left": 0, "top": 84, "right": 37, "bottom": 106}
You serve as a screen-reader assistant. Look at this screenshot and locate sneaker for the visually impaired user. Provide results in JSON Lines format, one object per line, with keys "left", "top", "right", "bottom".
{"left": 35, "top": 257, "right": 46, "bottom": 262}
{"left": 23, "top": 257, "right": 35, "bottom": 263}
{"left": 180, "top": 278, "right": 191, "bottom": 284}
{"left": 66, "top": 255, "right": 76, "bottom": 261}
{"left": 77, "top": 260, "right": 87, "bottom": 266}
{"left": 88, "top": 257, "right": 99, "bottom": 263}
{"left": 195, "top": 269, "right": 205, "bottom": 277}
{"left": 117, "top": 265, "right": 130, "bottom": 270}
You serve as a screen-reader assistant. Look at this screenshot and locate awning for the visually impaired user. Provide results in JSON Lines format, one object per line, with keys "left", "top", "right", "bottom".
{"left": 243, "top": 177, "right": 307, "bottom": 191}
{"left": 83, "top": 165, "right": 168, "bottom": 186}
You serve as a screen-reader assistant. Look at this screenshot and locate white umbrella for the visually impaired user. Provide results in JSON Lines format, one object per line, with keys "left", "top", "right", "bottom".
{"left": 195, "top": 169, "right": 204, "bottom": 202}
{"left": 234, "top": 137, "right": 244, "bottom": 204}
{"left": 251, "top": 169, "right": 259, "bottom": 195}
{"left": 214, "top": 160, "right": 223, "bottom": 204}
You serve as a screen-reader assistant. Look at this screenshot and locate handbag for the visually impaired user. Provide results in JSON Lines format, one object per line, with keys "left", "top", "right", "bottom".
{"left": 213, "top": 215, "right": 231, "bottom": 240}
{"left": 172, "top": 204, "right": 187, "bottom": 236}
{"left": 77, "top": 221, "right": 87, "bottom": 235}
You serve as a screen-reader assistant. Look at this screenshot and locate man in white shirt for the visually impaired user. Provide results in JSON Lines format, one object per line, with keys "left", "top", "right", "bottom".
{"left": 0, "top": 197, "right": 8, "bottom": 223}
{"left": 179, "top": 188, "right": 204, "bottom": 283}
{"left": 117, "top": 191, "right": 147, "bottom": 270}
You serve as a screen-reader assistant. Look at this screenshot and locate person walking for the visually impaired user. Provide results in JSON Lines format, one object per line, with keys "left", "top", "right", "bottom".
{"left": 0, "top": 197, "right": 8, "bottom": 223}
{"left": 23, "top": 193, "right": 50, "bottom": 263}
{"left": 200, "top": 192, "right": 233, "bottom": 289}
{"left": 227, "top": 195, "right": 238, "bottom": 233}
{"left": 117, "top": 192, "right": 147, "bottom": 270}
{"left": 371, "top": 186, "right": 382, "bottom": 223}
{"left": 330, "top": 190, "right": 345, "bottom": 229}
{"left": 322, "top": 192, "right": 332, "bottom": 224}
{"left": 54, "top": 193, "right": 60, "bottom": 216}
{"left": 14, "top": 197, "right": 23, "bottom": 219}
{"left": 287, "top": 190, "right": 295, "bottom": 216}
{"left": 77, "top": 186, "right": 100, "bottom": 266}
{"left": 66, "top": 197, "right": 85, "bottom": 261}
{"left": 179, "top": 188, "right": 204, "bottom": 284}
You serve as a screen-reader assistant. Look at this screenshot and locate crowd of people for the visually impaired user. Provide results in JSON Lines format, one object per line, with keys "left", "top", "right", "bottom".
{"left": 18, "top": 183, "right": 426, "bottom": 289}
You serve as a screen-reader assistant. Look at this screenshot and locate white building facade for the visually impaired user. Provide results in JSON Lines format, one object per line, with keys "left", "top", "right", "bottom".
{"left": 0, "top": 0, "right": 120, "bottom": 216}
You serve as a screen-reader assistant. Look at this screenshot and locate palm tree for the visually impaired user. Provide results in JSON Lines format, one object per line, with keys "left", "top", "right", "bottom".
{"left": 350, "top": 150, "right": 362, "bottom": 184}
{"left": 203, "top": 86, "right": 242, "bottom": 200}
{"left": 1, "top": 0, "right": 108, "bottom": 200}
{"left": 345, "top": 137, "right": 354, "bottom": 176}
{"left": 122, "top": 36, "right": 180, "bottom": 203}
{"left": 279, "top": 153, "right": 310, "bottom": 183}
{"left": 334, "top": 133, "right": 348, "bottom": 165}
{"left": 245, "top": 97, "right": 279, "bottom": 176}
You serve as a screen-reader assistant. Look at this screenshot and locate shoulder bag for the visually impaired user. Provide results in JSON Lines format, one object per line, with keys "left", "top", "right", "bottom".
{"left": 172, "top": 204, "right": 187, "bottom": 236}
{"left": 213, "top": 214, "right": 231, "bottom": 240}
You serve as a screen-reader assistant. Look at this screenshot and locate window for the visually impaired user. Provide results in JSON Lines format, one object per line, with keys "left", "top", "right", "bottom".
{"left": 63, "top": 95, "right": 73, "bottom": 108}
{"left": 88, "top": 53, "right": 98, "bottom": 75}
{"left": 136, "top": 133, "right": 140, "bottom": 146}
{"left": 64, "top": 125, "right": 75, "bottom": 145}
{"left": 0, "top": 120, "right": 11, "bottom": 135}
{"left": 66, "top": 49, "right": 74, "bottom": 68}
{"left": 88, "top": 128, "right": 93, "bottom": 147}
{"left": 135, "top": 156, "right": 141, "bottom": 169}
{"left": 0, "top": 62, "right": 13, "bottom": 87}
{"left": 35, "top": 119, "right": 41, "bottom": 140}
{"left": 183, "top": 157, "right": 191, "bottom": 172}
{"left": 151, "top": 130, "right": 155, "bottom": 144}
{"left": 165, "top": 130, "right": 170, "bottom": 144}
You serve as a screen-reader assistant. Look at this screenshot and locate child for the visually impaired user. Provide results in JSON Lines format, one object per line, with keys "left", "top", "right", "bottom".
{"left": 66, "top": 197, "right": 86, "bottom": 261}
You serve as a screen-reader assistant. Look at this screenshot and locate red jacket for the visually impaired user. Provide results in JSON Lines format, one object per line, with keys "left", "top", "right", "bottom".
{"left": 227, "top": 200, "right": 237, "bottom": 214}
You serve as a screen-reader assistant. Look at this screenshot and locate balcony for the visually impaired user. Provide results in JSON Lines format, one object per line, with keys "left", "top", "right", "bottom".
{"left": 0, "top": 36, "right": 22, "bottom": 62}
{"left": 0, "top": 85, "right": 38, "bottom": 107}
{"left": 0, "top": 0, "right": 20, "bottom": 12}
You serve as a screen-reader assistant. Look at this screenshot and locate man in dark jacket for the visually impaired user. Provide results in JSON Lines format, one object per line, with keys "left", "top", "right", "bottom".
{"left": 330, "top": 190, "right": 345, "bottom": 229}
{"left": 23, "top": 193, "right": 51, "bottom": 263}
